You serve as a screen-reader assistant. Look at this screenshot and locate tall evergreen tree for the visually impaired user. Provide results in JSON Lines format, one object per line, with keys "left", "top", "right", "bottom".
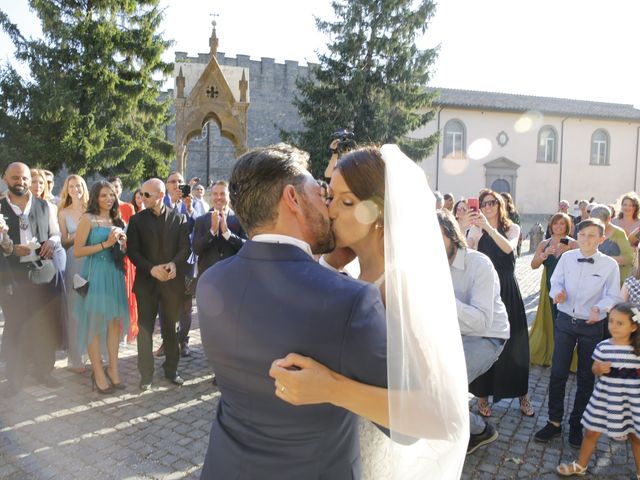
{"left": 0, "top": 0, "right": 174, "bottom": 186}
{"left": 287, "top": 0, "right": 440, "bottom": 176}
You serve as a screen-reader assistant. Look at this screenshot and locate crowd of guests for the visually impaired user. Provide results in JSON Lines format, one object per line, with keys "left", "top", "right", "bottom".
{"left": 0, "top": 162, "right": 246, "bottom": 396}
{"left": 2, "top": 157, "right": 640, "bottom": 477}
{"left": 441, "top": 190, "right": 640, "bottom": 477}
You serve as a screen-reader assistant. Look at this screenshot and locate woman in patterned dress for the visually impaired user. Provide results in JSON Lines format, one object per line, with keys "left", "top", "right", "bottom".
{"left": 557, "top": 302, "right": 640, "bottom": 477}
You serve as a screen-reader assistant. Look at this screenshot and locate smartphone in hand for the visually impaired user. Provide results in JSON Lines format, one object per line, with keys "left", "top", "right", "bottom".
{"left": 468, "top": 198, "right": 479, "bottom": 211}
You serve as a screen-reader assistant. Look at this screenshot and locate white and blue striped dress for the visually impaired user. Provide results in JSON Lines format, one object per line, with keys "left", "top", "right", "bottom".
{"left": 582, "top": 339, "right": 640, "bottom": 436}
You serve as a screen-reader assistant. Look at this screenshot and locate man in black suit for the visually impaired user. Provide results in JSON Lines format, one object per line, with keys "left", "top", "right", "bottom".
{"left": 192, "top": 180, "right": 246, "bottom": 277}
{"left": 127, "top": 178, "right": 191, "bottom": 390}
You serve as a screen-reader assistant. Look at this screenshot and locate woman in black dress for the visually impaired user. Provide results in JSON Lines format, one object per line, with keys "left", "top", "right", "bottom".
{"left": 467, "top": 188, "right": 533, "bottom": 417}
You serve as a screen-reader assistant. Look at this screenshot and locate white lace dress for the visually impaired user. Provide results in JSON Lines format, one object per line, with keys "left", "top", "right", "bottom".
{"left": 360, "top": 272, "right": 392, "bottom": 479}
{"left": 359, "top": 419, "right": 392, "bottom": 479}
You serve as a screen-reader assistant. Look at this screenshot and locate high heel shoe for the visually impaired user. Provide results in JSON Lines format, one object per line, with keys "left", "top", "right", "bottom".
{"left": 104, "top": 367, "right": 126, "bottom": 390}
{"left": 91, "top": 373, "right": 115, "bottom": 395}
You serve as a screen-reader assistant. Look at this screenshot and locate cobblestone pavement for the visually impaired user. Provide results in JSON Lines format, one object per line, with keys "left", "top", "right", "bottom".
{"left": 0, "top": 249, "right": 636, "bottom": 479}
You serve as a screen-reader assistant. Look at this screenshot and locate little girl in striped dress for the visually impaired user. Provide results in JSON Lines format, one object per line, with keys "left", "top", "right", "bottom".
{"left": 557, "top": 302, "right": 640, "bottom": 477}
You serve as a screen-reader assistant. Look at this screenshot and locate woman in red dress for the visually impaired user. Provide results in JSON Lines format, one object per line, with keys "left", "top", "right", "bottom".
{"left": 108, "top": 177, "right": 139, "bottom": 343}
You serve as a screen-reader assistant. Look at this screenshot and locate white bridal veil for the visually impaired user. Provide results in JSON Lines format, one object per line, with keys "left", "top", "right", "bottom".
{"left": 381, "top": 144, "right": 469, "bottom": 479}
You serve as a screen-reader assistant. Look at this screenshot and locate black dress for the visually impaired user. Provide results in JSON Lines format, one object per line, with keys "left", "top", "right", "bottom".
{"left": 469, "top": 228, "right": 529, "bottom": 400}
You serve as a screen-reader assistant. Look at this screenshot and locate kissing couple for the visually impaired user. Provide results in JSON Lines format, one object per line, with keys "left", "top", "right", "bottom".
{"left": 197, "top": 144, "right": 469, "bottom": 479}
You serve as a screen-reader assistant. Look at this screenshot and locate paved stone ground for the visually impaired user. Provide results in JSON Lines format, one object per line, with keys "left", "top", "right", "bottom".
{"left": 0, "top": 247, "right": 637, "bottom": 479}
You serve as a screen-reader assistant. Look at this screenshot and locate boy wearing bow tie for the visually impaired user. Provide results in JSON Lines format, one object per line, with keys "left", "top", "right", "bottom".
{"left": 535, "top": 219, "right": 621, "bottom": 448}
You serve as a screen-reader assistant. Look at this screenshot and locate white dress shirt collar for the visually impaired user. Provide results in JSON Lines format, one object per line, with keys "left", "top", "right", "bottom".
{"left": 252, "top": 233, "right": 314, "bottom": 258}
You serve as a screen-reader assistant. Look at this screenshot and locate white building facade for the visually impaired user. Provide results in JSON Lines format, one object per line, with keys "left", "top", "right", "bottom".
{"left": 413, "top": 89, "right": 640, "bottom": 214}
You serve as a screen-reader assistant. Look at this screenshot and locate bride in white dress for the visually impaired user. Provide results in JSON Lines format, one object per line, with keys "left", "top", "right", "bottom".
{"left": 271, "top": 145, "right": 469, "bottom": 479}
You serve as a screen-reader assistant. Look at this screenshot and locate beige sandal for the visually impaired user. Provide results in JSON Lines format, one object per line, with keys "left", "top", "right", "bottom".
{"left": 519, "top": 396, "right": 535, "bottom": 417}
{"left": 556, "top": 461, "right": 587, "bottom": 476}
{"left": 477, "top": 398, "right": 491, "bottom": 417}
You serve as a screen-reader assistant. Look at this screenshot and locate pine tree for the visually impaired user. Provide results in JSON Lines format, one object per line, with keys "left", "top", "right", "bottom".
{"left": 287, "top": 0, "right": 440, "bottom": 176}
{"left": 0, "top": 0, "right": 174, "bottom": 186}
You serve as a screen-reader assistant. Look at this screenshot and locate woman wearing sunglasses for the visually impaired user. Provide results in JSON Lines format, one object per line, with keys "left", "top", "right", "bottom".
{"left": 466, "top": 188, "right": 533, "bottom": 418}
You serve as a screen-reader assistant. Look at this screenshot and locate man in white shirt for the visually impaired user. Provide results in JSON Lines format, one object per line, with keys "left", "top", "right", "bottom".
{"left": 535, "top": 218, "right": 620, "bottom": 448}
{"left": 438, "top": 210, "right": 510, "bottom": 454}
{"left": 191, "top": 184, "right": 210, "bottom": 218}
{"left": 0, "top": 162, "right": 62, "bottom": 397}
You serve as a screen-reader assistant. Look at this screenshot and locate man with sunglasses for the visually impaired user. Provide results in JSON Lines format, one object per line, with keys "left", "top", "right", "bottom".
{"left": 155, "top": 171, "right": 196, "bottom": 357}
{"left": 126, "top": 179, "right": 191, "bottom": 390}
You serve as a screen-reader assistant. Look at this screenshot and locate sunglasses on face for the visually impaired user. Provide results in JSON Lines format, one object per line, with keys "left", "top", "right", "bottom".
{"left": 141, "top": 192, "right": 154, "bottom": 198}
{"left": 480, "top": 200, "right": 498, "bottom": 208}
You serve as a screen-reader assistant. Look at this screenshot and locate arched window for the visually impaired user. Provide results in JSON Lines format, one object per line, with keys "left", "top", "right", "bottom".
{"left": 590, "top": 129, "right": 610, "bottom": 165}
{"left": 537, "top": 126, "right": 557, "bottom": 163}
{"left": 443, "top": 119, "right": 466, "bottom": 157}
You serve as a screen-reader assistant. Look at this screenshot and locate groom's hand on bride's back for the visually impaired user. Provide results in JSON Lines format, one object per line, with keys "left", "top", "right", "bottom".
{"left": 269, "top": 353, "right": 341, "bottom": 406}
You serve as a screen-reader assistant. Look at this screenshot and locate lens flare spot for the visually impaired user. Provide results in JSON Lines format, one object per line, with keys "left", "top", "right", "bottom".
{"left": 467, "top": 138, "right": 492, "bottom": 160}
{"left": 442, "top": 154, "right": 469, "bottom": 176}
{"left": 354, "top": 200, "right": 379, "bottom": 225}
{"left": 514, "top": 110, "right": 543, "bottom": 133}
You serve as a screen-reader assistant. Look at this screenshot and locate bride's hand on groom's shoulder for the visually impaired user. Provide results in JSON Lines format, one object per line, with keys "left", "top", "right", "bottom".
{"left": 269, "top": 353, "right": 340, "bottom": 406}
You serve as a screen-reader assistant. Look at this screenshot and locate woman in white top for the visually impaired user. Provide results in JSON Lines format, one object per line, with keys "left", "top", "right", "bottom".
{"left": 58, "top": 174, "right": 89, "bottom": 372}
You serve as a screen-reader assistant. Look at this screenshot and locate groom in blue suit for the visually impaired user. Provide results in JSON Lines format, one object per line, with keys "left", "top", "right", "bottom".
{"left": 196, "top": 145, "right": 387, "bottom": 479}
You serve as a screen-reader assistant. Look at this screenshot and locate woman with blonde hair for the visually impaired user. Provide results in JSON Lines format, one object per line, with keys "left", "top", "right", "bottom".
{"left": 58, "top": 174, "right": 90, "bottom": 373}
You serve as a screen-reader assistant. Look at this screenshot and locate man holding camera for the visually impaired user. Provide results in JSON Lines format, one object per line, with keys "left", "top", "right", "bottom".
{"left": 1, "top": 162, "right": 62, "bottom": 396}
{"left": 323, "top": 129, "right": 356, "bottom": 179}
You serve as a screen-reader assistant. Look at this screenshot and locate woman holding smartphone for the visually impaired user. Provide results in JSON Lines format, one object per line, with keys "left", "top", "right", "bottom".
{"left": 529, "top": 213, "right": 575, "bottom": 366}
{"left": 466, "top": 189, "right": 534, "bottom": 417}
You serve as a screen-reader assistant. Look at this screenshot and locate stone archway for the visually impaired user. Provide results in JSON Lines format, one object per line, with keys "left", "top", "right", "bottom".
{"left": 173, "top": 22, "right": 249, "bottom": 174}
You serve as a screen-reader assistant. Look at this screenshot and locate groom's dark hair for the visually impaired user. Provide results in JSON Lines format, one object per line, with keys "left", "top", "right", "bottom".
{"left": 229, "top": 144, "right": 310, "bottom": 234}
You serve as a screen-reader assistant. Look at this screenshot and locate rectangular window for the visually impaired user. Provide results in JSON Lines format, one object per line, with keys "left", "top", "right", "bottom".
{"left": 592, "top": 141, "right": 607, "bottom": 165}
{"left": 445, "top": 132, "right": 463, "bottom": 156}
{"left": 544, "top": 137, "right": 554, "bottom": 162}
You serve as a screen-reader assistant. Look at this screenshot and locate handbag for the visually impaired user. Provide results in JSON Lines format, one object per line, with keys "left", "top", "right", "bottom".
{"left": 27, "top": 258, "right": 56, "bottom": 285}
{"left": 73, "top": 273, "right": 90, "bottom": 297}
{"left": 73, "top": 250, "right": 93, "bottom": 297}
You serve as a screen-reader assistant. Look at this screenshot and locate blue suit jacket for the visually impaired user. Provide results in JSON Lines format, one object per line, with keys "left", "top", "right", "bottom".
{"left": 196, "top": 241, "right": 387, "bottom": 480}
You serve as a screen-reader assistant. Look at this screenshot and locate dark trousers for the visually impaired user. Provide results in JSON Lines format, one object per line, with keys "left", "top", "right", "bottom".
{"left": 2, "top": 272, "right": 59, "bottom": 388}
{"left": 136, "top": 288, "right": 182, "bottom": 382}
{"left": 548, "top": 311, "right": 603, "bottom": 428}
{"left": 176, "top": 263, "right": 194, "bottom": 345}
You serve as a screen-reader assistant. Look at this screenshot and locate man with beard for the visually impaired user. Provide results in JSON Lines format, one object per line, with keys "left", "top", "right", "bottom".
{"left": 196, "top": 144, "right": 387, "bottom": 479}
{"left": 437, "top": 209, "right": 510, "bottom": 454}
{"left": 0, "top": 162, "right": 62, "bottom": 396}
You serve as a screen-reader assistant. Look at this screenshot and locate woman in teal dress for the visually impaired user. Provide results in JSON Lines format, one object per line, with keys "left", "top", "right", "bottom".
{"left": 74, "top": 181, "right": 129, "bottom": 394}
{"left": 529, "top": 213, "right": 574, "bottom": 366}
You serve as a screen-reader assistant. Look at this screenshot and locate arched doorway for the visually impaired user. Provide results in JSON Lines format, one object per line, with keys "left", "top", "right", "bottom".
{"left": 484, "top": 157, "right": 520, "bottom": 201}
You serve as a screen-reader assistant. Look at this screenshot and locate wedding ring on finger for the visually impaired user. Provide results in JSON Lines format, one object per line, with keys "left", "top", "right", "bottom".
{"left": 280, "top": 385, "right": 285, "bottom": 393}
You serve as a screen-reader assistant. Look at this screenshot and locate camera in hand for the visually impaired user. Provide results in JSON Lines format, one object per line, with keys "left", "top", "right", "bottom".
{"left": 329, "top": 129, "right": 357, "bottom": 155}
{"left": 180, "top": 184, "right": 192, "bottom": 197}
